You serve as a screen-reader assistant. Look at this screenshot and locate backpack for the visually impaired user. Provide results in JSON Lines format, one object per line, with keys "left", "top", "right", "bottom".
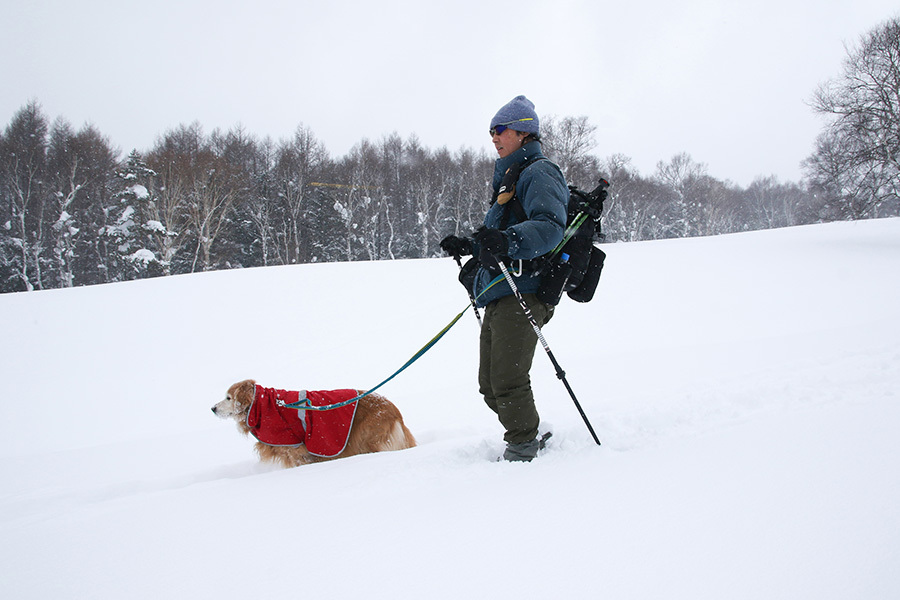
{"left": 499, "top": 159, "right": 609, "bottom": 305}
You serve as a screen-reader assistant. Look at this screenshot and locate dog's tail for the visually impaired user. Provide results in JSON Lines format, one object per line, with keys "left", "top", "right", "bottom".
{"left": 388, "top": 420, "right": 417, "bottom": 450}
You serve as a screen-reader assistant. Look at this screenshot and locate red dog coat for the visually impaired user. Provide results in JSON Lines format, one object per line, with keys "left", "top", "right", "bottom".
{"left": 246, "top": 385, "right": 359, "bottom": 457}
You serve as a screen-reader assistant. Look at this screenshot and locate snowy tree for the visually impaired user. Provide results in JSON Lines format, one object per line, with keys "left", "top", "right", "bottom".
{"left": 332, "top": 139, "right": 385, "bottom": 261}
{"left": 0, "top": 101, "right": 48, "bottom": 291}
{"left": 145, "top": 123, "right": 206, "bottom": 274}
{"left": 48, "top": 123, "right": 119, "bottom": 286}
{"left": 270, "top": 125, "right": 330, "bottom": 264}
{"left": 602, "top": 157, "right": 675, "bottom": 242}
{"left": 655, "top": 153, "right": 709, "bottom": 238}
{"left": 805, "top": 17, "right": 900, "bottom": 219}
{"left": 107, "top": 150, "right": 166, "bottom": 279}
{"left": 45, "top": 119, "right": 82, "bottom": 288}
{"left": 541, "top": 114, "right": 601, "bottom": 190}
{"left": 373, "top": 133, "right": 408, "bottom": 260}
{"left": 445, "top": 147, "right": 493, "bottom": 240}
{"left": 180, "top": 128, "right": 240, "bottom": 272}
{"left": 743, "top": 176, "right": 807, "bottom": 230}
{"left": 229, "top": 136, "right": 277, "bottom": 267}
{"left": 412, "top": 144, "right": 454, "bottom": 257}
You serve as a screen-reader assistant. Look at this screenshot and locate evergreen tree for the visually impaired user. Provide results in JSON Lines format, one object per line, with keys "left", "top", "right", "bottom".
{"left": 107, "top": 150, "right": 166, "bottom": 279}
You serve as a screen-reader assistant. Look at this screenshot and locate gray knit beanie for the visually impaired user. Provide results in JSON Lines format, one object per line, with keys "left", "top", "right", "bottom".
{"left": 490, "top": 95, "right": 540, "bottom": 134}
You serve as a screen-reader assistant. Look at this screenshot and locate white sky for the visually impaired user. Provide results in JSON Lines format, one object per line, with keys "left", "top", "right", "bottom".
{"left": 2, "top": 0, "right": 898, "bottom": 186}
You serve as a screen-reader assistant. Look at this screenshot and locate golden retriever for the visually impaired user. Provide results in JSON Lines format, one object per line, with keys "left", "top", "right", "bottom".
{"left": 212, "top": 379, "right": 416, "bottom": 468}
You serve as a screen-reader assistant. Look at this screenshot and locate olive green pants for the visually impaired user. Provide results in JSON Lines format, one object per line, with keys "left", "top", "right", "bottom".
{"left": 478, "top": 293, "right": 554, "bottom": 445}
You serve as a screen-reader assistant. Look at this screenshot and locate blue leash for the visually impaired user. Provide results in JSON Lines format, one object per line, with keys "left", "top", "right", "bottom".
{"left": 279, "top": 273, "right": 505, "bottom": 412}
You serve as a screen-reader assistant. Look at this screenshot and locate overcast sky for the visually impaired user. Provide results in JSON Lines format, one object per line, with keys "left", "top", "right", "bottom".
{"left": 2, "top": 0, "right": 898, "bottom": 186}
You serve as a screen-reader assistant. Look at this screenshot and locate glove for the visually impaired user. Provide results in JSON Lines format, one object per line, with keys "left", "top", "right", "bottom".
{"left": 439, "top": 235, "right": 473, "bottom": 258}
{"left": 474, "top": 228, "right": 509, "bottom": 266}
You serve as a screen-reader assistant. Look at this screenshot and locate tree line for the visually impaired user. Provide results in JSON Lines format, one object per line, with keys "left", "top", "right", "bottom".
{"left": 2, "top": 17, "right": 897, "bottom": 293}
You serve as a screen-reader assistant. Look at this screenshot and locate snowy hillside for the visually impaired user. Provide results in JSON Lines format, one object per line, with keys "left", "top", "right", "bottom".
{"left": 2, "top": 219, "right": 899, "bottom": 599}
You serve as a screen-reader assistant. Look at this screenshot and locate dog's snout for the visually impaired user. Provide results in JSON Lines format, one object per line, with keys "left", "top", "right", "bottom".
{"left": 211, "top": 406, "right": 218, "bottom": 415}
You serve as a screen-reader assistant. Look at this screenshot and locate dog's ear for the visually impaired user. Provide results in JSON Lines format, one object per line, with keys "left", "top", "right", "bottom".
{"left": 234, "top": 379, "right": 256, "bottom": 408}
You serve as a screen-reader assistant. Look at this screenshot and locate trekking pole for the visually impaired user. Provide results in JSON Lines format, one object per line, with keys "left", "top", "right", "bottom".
{"left": 493, "top": 257, "right": 602, "bottom": 446}
{"left": 453, "top": 255, "right": 483, "bottom": 327}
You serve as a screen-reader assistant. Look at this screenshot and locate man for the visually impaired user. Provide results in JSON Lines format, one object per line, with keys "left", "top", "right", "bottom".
{"left": 441, "top": 95, "right": 568, "bottom": 461}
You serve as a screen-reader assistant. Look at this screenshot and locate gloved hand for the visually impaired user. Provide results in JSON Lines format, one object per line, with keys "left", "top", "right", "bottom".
{"left": 439, "top": 235, "right": 473, "bottom": 258}
{"left": 474, "top": 228, "right": 509, "bottom": 266}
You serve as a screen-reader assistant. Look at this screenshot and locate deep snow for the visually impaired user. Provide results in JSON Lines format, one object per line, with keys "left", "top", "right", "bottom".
{"left": 1, "top": 219, "right": 899, "bottom": 599}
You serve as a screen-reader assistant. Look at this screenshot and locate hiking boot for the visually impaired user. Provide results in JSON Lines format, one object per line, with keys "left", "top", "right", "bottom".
{"left": 503, "top": 438, "right": 540, "bottom": 462}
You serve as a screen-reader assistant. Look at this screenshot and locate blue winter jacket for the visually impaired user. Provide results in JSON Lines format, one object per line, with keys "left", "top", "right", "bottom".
{"left": 471, "top": 141, "right": 568, "bottom": 307}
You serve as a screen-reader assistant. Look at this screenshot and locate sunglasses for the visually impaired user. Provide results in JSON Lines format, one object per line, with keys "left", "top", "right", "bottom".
{"left": 489, "top": 118, "right": 534, "bottom": 137}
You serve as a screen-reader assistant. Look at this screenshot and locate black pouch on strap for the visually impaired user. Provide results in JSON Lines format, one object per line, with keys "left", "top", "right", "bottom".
{"left": 567, "top": 246, "right": 606, "bottom": 303}
{"left": 458, "top": 256, "right": 479, "bottom": 291}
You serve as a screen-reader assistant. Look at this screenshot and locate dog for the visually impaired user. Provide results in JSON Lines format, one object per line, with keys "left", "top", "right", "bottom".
{"left": 212, "top": 379, "right": 416, "bottom": 468}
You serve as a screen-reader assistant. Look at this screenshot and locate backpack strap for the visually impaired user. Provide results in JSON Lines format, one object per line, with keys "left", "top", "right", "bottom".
{"left": 500, "top": 196, "right": 528, "bottom": 230}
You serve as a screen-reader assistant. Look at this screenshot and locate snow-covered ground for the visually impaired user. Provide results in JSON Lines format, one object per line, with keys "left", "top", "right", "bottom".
{"left": 1, "top": 219, "right": 899, "bottom": 599}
